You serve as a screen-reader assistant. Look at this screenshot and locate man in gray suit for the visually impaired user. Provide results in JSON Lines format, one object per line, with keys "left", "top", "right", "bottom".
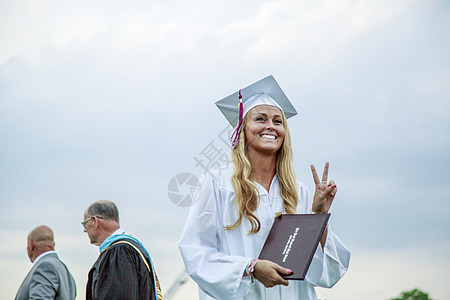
{"left": 15, "top": 225, "right": 76, "bottom": 300}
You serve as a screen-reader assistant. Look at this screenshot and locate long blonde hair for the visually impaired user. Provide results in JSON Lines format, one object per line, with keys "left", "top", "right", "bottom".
{"left": 225, "top": 112, "right": 298, "bottom": 234}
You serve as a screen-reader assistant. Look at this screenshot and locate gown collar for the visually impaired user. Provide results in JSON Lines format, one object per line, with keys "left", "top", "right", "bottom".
{"left": 99, "top": 231, "right": 149, "bottom": 258}
{"left": 254, "top": 174, "right": 279, "bottom": 195}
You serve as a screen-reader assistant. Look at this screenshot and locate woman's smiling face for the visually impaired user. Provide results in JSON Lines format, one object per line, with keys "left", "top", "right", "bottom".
{"left": 244, "top": 105, "right": 285, "bottom": 155}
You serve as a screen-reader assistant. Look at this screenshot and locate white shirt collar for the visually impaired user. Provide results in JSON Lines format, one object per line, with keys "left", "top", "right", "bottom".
{"left": 33, "top": 250, "right": 56, "bottom": 265}
{"left": 111, "top": 227, "right": 126, "bottom": 236}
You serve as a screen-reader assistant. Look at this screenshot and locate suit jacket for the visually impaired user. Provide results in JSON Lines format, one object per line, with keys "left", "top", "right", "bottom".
{"left": 16, "top": 252, "right": 76, "bottom": 300}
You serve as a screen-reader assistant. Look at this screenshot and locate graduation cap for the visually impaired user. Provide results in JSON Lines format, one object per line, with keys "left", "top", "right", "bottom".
{"left": 215, "top": 75, "right": 298, "bottom": 148}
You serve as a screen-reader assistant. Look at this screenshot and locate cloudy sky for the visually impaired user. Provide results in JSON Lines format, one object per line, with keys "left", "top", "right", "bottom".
{"left": 1, "top": 0, "right": 449, "bottom": 299}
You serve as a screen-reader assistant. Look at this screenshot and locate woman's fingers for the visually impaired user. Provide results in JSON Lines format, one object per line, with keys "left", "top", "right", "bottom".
{"left": 253, "top": 260, "right": 291, "bottom": 287}
{"left": 321, "top": 162, "right": 329, "bottom": 184}
{"left": 312, "top": 163, "right": 337, "bottom": 213}
{"left": 310, "top": 164, "right": 320, "bottom": 185}
{"left": 312, "top": 162, "right": 331, "bottom": 186}
{"left": 273, "top": 265, "right": 291, "bottom": 286}
{"left": 328, "top": 180, "right": 337, "bottom": 197}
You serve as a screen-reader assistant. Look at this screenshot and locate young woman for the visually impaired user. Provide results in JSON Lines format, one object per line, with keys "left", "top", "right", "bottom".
{"left": 179, "top": 76, "right": 350, "bottom": 300}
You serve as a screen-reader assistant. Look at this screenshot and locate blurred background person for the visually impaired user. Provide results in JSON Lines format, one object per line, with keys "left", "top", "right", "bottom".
{"left": 15, "top": 225, "right": 76, "bottom": 300}
{"left": 83, "top": 199, "right": 162, "bottom": 300}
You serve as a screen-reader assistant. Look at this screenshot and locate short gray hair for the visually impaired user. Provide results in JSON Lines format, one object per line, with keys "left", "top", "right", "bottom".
{"left": 87, "top": 200, "right": 119, "bottom": 222}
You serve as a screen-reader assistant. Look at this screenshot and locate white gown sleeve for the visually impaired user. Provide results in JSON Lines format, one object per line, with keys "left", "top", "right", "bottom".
{"left": 178, "top": 172, "right": 251, "bottom": 300}
{"left": 297, "top": 182, "right": 351, "bottom": 288}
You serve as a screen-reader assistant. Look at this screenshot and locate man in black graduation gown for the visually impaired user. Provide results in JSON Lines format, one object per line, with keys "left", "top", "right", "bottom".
{"left": 82, "top": 199, "right": 162, "bottom": 300}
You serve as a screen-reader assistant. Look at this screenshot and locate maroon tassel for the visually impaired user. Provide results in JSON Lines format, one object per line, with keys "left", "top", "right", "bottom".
{"left": 230, "top": 89, "right": 244, "bottom": 148}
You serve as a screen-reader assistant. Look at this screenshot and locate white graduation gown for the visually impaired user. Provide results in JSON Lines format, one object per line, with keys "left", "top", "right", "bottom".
{"left": 179, "top": 166, "right": 350, "bottom": 300}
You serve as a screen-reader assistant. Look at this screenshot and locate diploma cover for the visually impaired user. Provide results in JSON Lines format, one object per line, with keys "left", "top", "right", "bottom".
{"left": 258, "top": 213, "right": 330, "bottom": 280}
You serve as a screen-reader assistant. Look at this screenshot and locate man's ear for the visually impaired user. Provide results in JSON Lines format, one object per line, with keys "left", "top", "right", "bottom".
{"left": 28, "top": 239, "right": 34, "bottom": 251}
{"left": 93, "top": 216, "right": 101, "bottom": 229}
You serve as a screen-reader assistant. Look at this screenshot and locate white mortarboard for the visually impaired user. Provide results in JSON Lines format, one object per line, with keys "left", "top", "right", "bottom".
{"left": 215, "top": 75, "right": 298, "bottom": 127}
{"left": 215, "top": 75, "right": 298, "bottom": 148}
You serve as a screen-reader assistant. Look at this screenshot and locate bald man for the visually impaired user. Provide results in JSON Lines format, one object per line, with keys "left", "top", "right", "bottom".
{"left": 15, "top": 225, "right": 76, "bottom": 300}
{"left": 83, "top": 199, "right": 162, "bottom": 300}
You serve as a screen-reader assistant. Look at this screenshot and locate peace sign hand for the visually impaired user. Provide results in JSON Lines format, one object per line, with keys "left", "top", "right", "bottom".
{"left": 311, "top": 162, "right": 337, "bottom": 214}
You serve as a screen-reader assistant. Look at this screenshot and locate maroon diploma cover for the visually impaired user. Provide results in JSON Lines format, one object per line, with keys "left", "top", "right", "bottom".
{"left": 258, "top": 213, "right": 330, "bottom": 280}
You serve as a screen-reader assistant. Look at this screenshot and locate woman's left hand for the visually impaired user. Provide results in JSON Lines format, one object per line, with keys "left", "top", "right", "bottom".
{"left": 311, "top": 162, "right": 337, "bottom": 214}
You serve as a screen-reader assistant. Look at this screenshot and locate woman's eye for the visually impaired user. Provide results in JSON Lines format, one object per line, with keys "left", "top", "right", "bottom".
{"left": 274, "top": 119, "right": 282, "bottom": 124}
{"left": 256, "top": 117, "right": 265, "bottom": 122}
